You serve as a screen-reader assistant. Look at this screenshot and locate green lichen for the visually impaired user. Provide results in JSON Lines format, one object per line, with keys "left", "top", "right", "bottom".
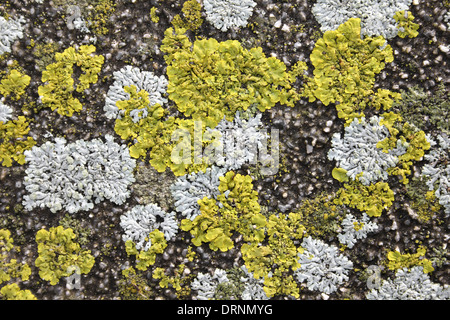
{"left": 213, "top": 267, "right": 246, "bottom": 300}
{"left": 85, "top": 0, "right": 116, "bottom": 35}
{"left": 150, "top": 7, "right": 160, "bottom": 23}
{"left": 295, "top": 192, "right": 345, "bottom": 238}
{"left": 0, "top": 283, "right": 36, "bottom": 300}
{"left": 171, "top": 0, "right": 203, "bottom": 32}
{"left": 35, "top": 226, "right": 95, "bottom": 285}
{"left": 181, "top": 171, "right": 265, "bottom": 252}
{"left": 303, "top": 18, "right": 400, "bottom": 125}
{"left": 161, "top": 27, "right": 302, "bottom": 128}
{"left": 394, "top": 11, "right": 419, "bottom": 38}
{"left": 119, "top": 267, "right": 154, "bottom": 300}
{"left": 0, "top": 229, "right": 31, "bottom": 285}
{"left": 38, "top": 45, "right": 104, "bottom": 117}
{"left": 386, "top": 246, "right": 434, "bottom": 273}
{"left": 0, "top": 69, "right": 31, "bottom": 101}
{"left": 153, "top": 264, "right": 192, "bottom": 298}
{"left": 113, "top": 85, "right": 210, "bottom": 176}
{"left": 377, "top": 112, "right": 431, "bottom": 184}
{"left": 124, "top": 229, "right": 167, "bottom": 271}
{"left": 334, "top": 180, "right": 395, "bottom": 217}
{"left": 241, "top": 212, "right": 305, "bottom": 298}
{"left": 0, "top": 116, "right": 36, "bottom": 167}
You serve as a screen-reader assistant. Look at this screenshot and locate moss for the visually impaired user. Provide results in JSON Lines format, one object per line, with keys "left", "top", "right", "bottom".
{"left": 35, "top": 226, "right": 95, "bottom": 285}
{"left": 0, "top": 69, "right": 31, "bottom": 101}
{"left": 38, "top": 45, "right": 104, "bottom": 117}
{"left": 0, "top": 116, "right": 36, "bottom": 167}
{"left": 303, "top": 18, "right": 399, "bottom": 125}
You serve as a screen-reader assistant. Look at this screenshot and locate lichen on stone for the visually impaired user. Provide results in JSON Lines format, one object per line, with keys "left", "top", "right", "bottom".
{"left": 203, "top": 0, "right": 256, "bottom": 32}
{"left": 22, "top": 134, "right": 136, "bottom": 213}
{"left": 120, "top": 203, "right": 178, "bottom": 251}
{"left": 366, "top": 266, "right": 450, "bottom": 300}
{"left": 312, "top": 0, "right": 413, "bottom": 39}
{"left": 422, "top": 134, "right": 450, "bottom": 216}
{"left": 328, "top": 116, "right": 407, "bottom": 186}
{"left": 295, "top": 236, "right": 354, "bottom": 294}
{"left": 104, "top": 65, "right": 168, "bottom": 121}
{"left": 0, "top": 15, "right": 25, "bottom": 56}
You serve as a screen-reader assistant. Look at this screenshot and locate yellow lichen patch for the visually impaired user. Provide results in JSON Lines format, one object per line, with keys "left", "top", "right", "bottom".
{"left": 38, "top": 45, "right": 104, "bottom": 117}
{"left": 0, "top": 69, "right": 31, "bottom": 100}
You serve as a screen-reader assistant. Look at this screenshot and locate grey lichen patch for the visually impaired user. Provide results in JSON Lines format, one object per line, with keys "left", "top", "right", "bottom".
{"left": 131, "top": 161, "right": 176, "bottom": 212}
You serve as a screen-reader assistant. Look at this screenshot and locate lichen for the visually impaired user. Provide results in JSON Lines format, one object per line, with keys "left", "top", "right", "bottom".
{"left": 38, "top": 45, "right": 104, "bottom": 117}
{"left": 161, "top": 26, "right": 302, "bottom": 128}
{"left": 386, "top": 246, "right": 434, "bottom": 274}
{"left": 203, "top": 0, "right": 256, "bottom": 32}
{"left": 394, "top": 10, "right": 419, "bottom": 38}
{"left": 328, "top": 115, "right": 407, "bottom": 186}
{"left": 35, "top": 226, "right": 95, "bottom": 285}
{"left": 22, "top": 134, "right": 136, "bottom": 213}
{"left": 334, "top": 180, "right": 395, "bottom": 217}
{"left": 0, "top": 229, "right": 31, "bottom": 286}
{"left": 295, "top": 236, "right": 354, "bottom": 295}
{"left": 421, "top": 134, "right": 450, "bottom": 215}
{"left": 124, "top": 229, "right": 167, "bottom": 271}
{"left": 181, "top": 171, "right": 264, "bottom": 252}
{"left": 0, "top": 15, "right": 25, "bottom": 56}
{"left": 0, "top": 69, "right": 31, "bottom": 101}
{"left": 366, "top": 266, "right": 450, "bottom": 300}
{"left": 120, "top": 203, "right": 178, "bottom": 251}
{"left": 0, "top": 283, "right": 37, "bottom": 300}
{"left": 312, "top": 0, "right": 414, "bottom": 39}
{"left": 337, "top": 213, "right": 379, "bottom": 248}
{"left": 172, "top": 0, "right": 203, "bottom": 32}
{"left": 0, "top": 115, "right": 36, "bottom": 167}
{"left": 303, "top": 18, "right": 400, "bottom": 125}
